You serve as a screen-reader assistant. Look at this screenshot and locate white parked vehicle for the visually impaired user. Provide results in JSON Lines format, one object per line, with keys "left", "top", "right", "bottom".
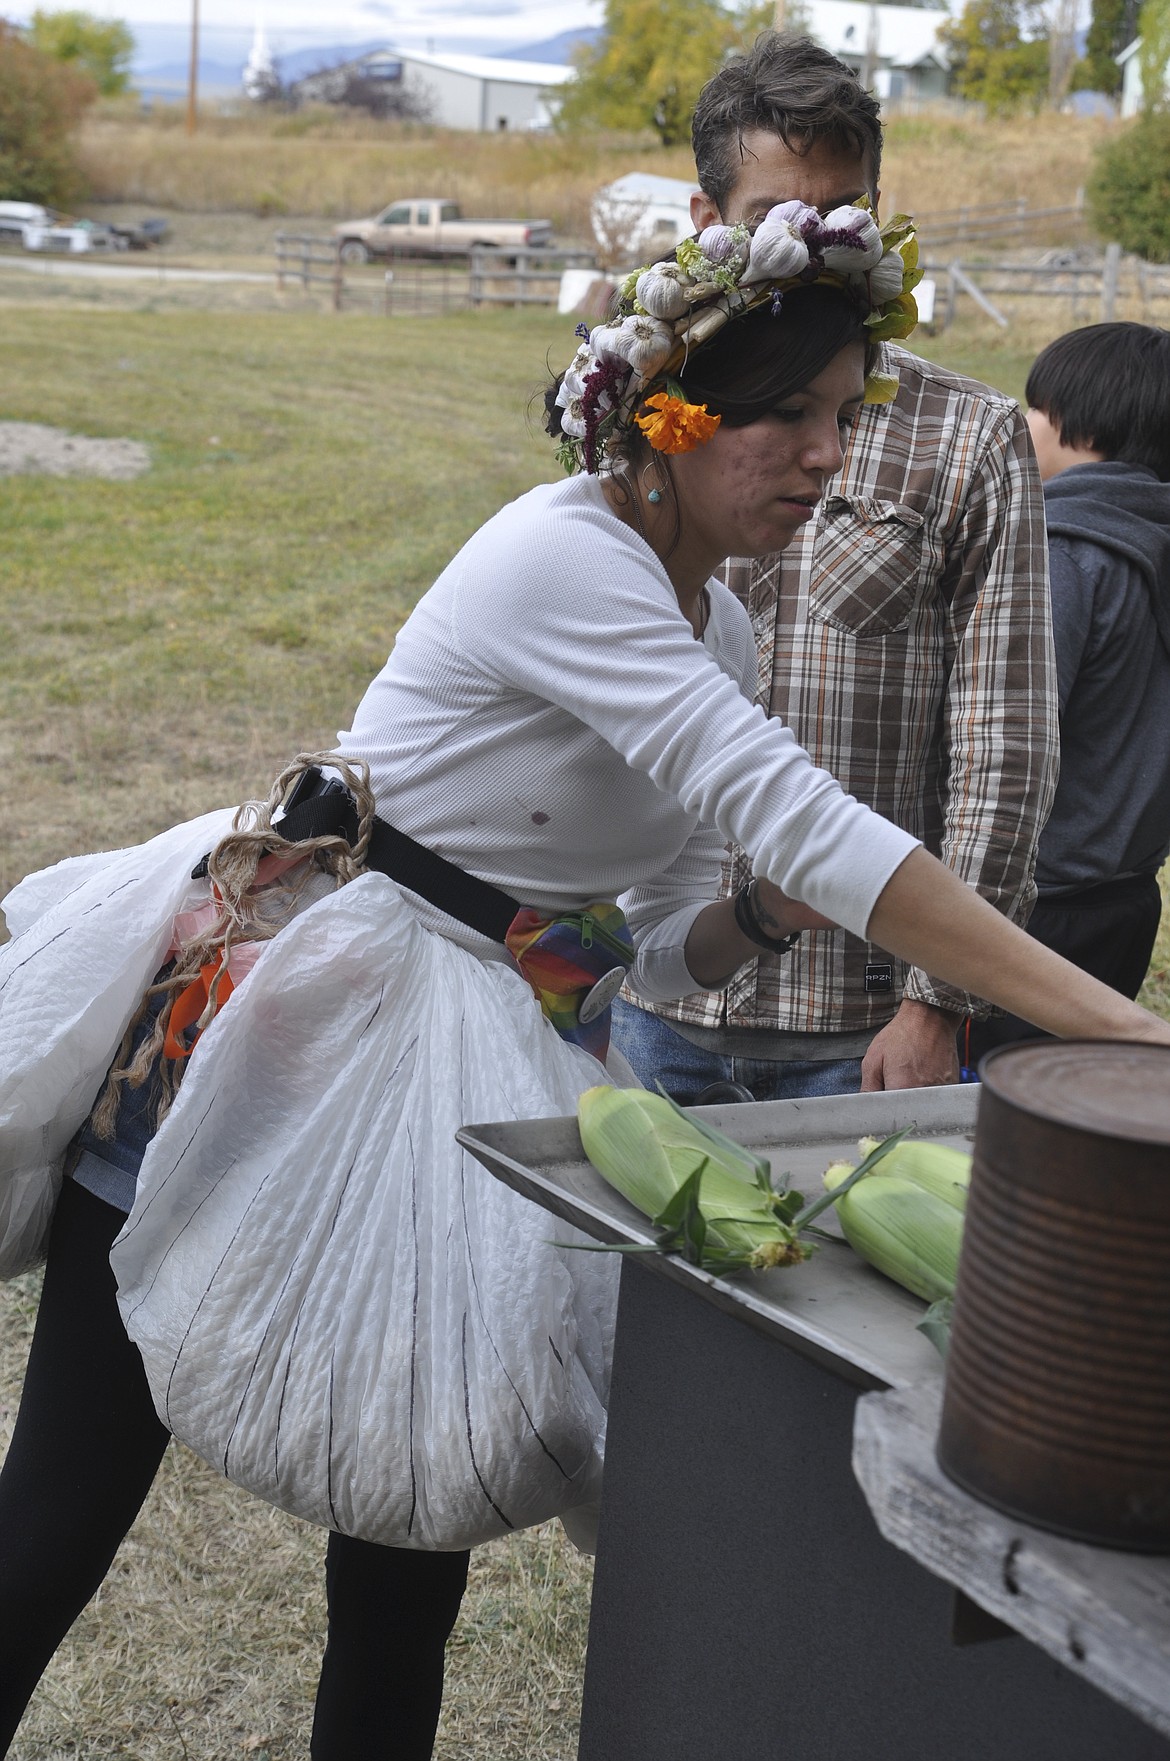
{"left": 590, "top": 173, "right": 698, "bottom": 269}
{"left": 0, "top": 203, "right": 117, "bottom": 254}
{"left": 23, "top": 216, "right": 115, "bottom": 254}
{"left": 0, "top": 201, "right": 55, "bottom": 246}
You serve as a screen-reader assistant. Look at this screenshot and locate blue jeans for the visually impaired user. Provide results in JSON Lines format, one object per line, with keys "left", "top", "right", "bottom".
{"left": 611, "top": 999, "right": 864, "bottom": 1102}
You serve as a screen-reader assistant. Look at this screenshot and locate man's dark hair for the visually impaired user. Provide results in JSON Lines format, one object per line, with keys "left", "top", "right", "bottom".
{"left": 692, "top": 33, "right": 883, "bottom": 217}
{"left": 1026, "top": 323, "right": 1170, "bottom": 482}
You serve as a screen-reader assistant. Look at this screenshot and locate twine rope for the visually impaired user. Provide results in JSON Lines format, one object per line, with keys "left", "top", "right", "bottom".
{"left": 89, "top": 752, "right": 376, "bottom": 1139}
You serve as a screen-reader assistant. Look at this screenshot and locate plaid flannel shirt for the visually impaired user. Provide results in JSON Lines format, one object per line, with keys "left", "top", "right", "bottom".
{"left": 654, "top": 344, "right": 1059, "bottom": 1035}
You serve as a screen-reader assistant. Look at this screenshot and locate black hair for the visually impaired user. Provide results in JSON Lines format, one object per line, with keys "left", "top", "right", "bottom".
{"left": 692, "top": 33, "right": 883, "bottom": 219}
{"left": 1026, "top": 323, "right": 1170, "bottom": 482}
{"left": 671, "top": 283, "right": 867, "bottom": 426}
{"left": 543, "top": 283, "right": 867, "bottom": 462}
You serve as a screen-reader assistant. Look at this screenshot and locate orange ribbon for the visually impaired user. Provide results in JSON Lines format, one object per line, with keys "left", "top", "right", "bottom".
{"left": 163, "top": 956, "right": 235, "bottom": 1060}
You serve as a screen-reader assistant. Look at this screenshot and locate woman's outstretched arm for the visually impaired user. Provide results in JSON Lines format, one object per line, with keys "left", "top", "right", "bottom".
{"left": 684, "top": 848, "right": 1169, "bottom": 1048}
{"left": 865, "top": 848, "right": 1170, "bottom": 1045}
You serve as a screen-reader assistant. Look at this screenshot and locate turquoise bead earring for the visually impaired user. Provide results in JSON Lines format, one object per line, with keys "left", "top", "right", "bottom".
{"left": 647, "top": 488, "right": 662, "bottom": 504}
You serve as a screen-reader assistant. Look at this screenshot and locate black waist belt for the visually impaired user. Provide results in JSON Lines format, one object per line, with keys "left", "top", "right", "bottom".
{"left": 192, "top": 767, "right": 521, "bottom": 945}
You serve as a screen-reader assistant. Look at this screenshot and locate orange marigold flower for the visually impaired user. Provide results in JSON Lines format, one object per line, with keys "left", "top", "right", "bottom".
{"left": 635, "top": 392, "right": 722, "bottom": 454}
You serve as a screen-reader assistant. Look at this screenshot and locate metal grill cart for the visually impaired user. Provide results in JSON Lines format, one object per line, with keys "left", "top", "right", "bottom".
{"left": 458, "top": 1086, "right": 1170, "bottom": 1761}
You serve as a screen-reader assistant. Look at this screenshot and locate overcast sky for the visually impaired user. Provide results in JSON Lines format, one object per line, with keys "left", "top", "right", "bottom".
{"left": 10, "top": 0, "right": 604, "bottom": 60}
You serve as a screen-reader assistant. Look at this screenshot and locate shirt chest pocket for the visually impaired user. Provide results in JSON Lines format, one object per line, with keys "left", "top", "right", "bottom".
{"left": 807, "top": 496, "right": 937, "bottom": 639}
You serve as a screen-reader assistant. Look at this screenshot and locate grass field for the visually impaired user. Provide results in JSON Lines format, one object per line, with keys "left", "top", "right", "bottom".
{"left": 0, "top": 290, "right": 1167, "bottom": 1757}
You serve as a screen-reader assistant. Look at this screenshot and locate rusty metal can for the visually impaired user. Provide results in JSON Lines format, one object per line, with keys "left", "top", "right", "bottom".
{"left": 937, "top": 1040, "right": 1170, "bottom": 1551}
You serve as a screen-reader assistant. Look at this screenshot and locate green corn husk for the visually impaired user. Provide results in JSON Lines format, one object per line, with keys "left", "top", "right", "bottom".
{"left": 577, "top": 1089, "right": 913, "bottom": 1278}
{"left": 856, "top": 1135, "right": 971, "bottom": 1212}
{"left": 822, "top": 1159, "right": 964, "bottom": 1304}
{"left": 577, "top": 1086, "right": 810, "bottom": 1272}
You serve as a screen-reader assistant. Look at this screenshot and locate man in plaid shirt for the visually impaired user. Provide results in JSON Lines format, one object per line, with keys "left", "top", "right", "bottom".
{"left": 612, "top": 34, "right": 1058, "bottom": 1097}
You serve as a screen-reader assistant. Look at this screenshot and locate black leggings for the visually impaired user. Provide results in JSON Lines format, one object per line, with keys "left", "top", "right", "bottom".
{"left": 0, "top": 1179, "right": 470, "bottom": 1758}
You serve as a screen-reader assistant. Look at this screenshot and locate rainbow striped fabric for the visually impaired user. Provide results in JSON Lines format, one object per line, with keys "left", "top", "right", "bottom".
{"left": 505, "top": 902, "right": 634, "bottom": 1061}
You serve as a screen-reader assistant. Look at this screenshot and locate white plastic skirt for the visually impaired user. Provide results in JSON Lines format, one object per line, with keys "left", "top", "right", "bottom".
{"left": 0, "top": 816, "right": 619, "bottom": 1551}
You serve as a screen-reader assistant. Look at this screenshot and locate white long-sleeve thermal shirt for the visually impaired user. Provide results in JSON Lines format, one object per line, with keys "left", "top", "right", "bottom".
{"left": 339, "top": 475, "right": 918, "bottom": 1003}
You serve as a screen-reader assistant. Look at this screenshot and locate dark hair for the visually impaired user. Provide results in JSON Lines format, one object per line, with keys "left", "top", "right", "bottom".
{"left": 692, "top": 33, "right": 883, "bottom": 219}
{"left": 673, "top": 283, "right": 867, "bottom": 425}
{"left": 1026, "top": 323, "right": 1170, "bottom": 482}
{"left": 543, "top": 283, "right": 867, "bottom": 460}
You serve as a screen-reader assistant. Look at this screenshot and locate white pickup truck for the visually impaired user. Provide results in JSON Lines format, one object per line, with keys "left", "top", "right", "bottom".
{"left": 334, "top": 197, "right": 553, "bottom": 264}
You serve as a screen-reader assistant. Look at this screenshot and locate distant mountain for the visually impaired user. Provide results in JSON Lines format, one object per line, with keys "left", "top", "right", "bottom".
{"left": 135, "top": 60, "right": 247, "bottom": 97}
{"left": 133, "top": 39, "right": 391, "bottom": 97}
{"left": 503, "top": 29, "right": 601, "bottom": 64}
{"left": 273, "top": 41, "right": 391, "bottom": 82}
{"left": 131, "top": 29, "right": 602, "bottom": 100}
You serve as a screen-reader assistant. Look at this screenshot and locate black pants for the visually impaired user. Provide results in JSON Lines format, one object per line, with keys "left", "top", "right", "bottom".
{"left": 0, "top": 1179, "right": 470, "bottom": 1758}
{"left": 965, "top": 872, "right": 1163, "bottom": 1069}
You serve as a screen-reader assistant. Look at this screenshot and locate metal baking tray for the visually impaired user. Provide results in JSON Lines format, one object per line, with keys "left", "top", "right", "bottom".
{"left": 458, "top": 1084, "right": 980, "bottom": 1391}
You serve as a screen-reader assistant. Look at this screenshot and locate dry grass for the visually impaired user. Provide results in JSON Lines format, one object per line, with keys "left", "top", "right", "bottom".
{"left": 1138, "top": 869, "right": 1170, "bottom": 1019}
{"left": 879, "top": 110, "right": 1110, "bottom": 224}
{"left": 79, "top": 107, "right": 674, "bottom": 242}
{"left": 0, "top": 1274, "right": 593, "bottom": 1759}
{"left": 74, "top": 102, "right": 1117, "bottom": 243}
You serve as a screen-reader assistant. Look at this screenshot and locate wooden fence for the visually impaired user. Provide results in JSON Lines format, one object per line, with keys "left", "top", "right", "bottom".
{"left": 274, "top": 234, "right": 344, "bottom": 309}
{"left": 916, "top": 193, "right": 1087, "bottom": 251}
{"left": 468, "top": 246, "right": 599, "bottom": 309}
{"left": 928, "top": 245, "right": 1170, "bottom": 329}
{"left": 275, "top": 241, "right": 603, "bottom": 315}
{"left": 381, "top": 253, "right": 472, "bottom": 316}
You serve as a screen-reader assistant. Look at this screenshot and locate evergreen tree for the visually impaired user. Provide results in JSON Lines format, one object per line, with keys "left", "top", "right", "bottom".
{"left": 1077, "top": 0, "right": 1141, "bottom": 93}
{"left": 940, "top": 0, "right": 1050, "bottom": 111}
{"left": 1138, "top": 0, "right": 1170, "bottom": 107}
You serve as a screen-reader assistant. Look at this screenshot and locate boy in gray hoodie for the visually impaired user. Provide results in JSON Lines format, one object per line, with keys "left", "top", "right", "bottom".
{"left": 968, "top": 322, "right": 1170, "bottom": 1061}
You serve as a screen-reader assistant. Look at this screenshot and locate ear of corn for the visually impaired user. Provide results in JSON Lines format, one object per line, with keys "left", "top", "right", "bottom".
{"left": 823, "top": 1141, "right": 966, "bottom": 1304}
{"left": 577, "top": 1086, "right": 810, "bottom": 1272}
{"left": 856, "top": 1135, "right": 971, "bottom": 1211}
{"left": 574, "top": 1084, "right": 923, "bottom": 1282}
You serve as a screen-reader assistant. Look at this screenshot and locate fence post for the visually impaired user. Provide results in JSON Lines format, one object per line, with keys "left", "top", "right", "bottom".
{"left": 1101, "top": 242, "right": 1121, "bottom": 321}
{"left": 949, "top": 262, "right": 1010, "bottom": 328}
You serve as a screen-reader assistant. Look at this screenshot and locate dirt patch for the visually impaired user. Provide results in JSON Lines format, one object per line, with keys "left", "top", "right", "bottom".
{"left": 0, "top": 420, "right": 150, "bottom": 479}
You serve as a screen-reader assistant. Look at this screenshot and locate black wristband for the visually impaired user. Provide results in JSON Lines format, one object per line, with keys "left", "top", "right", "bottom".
{"left": 733, "top": 881, "right": 802, "bottom": 955}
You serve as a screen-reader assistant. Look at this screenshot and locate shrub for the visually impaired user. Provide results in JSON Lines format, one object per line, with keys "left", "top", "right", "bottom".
{"left": 28, "top": 8, "right": 134, "bottom": 98}
{"left": 939, "top": 0, "right": 1050, "bottom": 112}
{"left": 1088, "top": 111, "right": 1170, "bottom": 260}
{"left": 0, "top": 19, "right": 97, "bottom": 205}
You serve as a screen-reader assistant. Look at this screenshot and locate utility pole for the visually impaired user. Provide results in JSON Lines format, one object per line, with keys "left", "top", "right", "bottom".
{"left": 861, "top": 0, "right": 880, "bottom": 89}
{"left": 773, "top": 0, "right": 786, "bottom": 29}
{"left": 185, "top": 0, "right": 199, "bottom": 135}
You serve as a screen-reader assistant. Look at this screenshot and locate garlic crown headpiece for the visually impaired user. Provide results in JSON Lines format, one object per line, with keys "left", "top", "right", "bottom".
{"left": 554, "top": 200, "right": 920, "bottom": 475}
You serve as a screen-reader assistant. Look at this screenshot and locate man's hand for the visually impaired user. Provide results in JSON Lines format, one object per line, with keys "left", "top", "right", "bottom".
{"left": 860, "top": 998, "right": 963, "bottom": 1092}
